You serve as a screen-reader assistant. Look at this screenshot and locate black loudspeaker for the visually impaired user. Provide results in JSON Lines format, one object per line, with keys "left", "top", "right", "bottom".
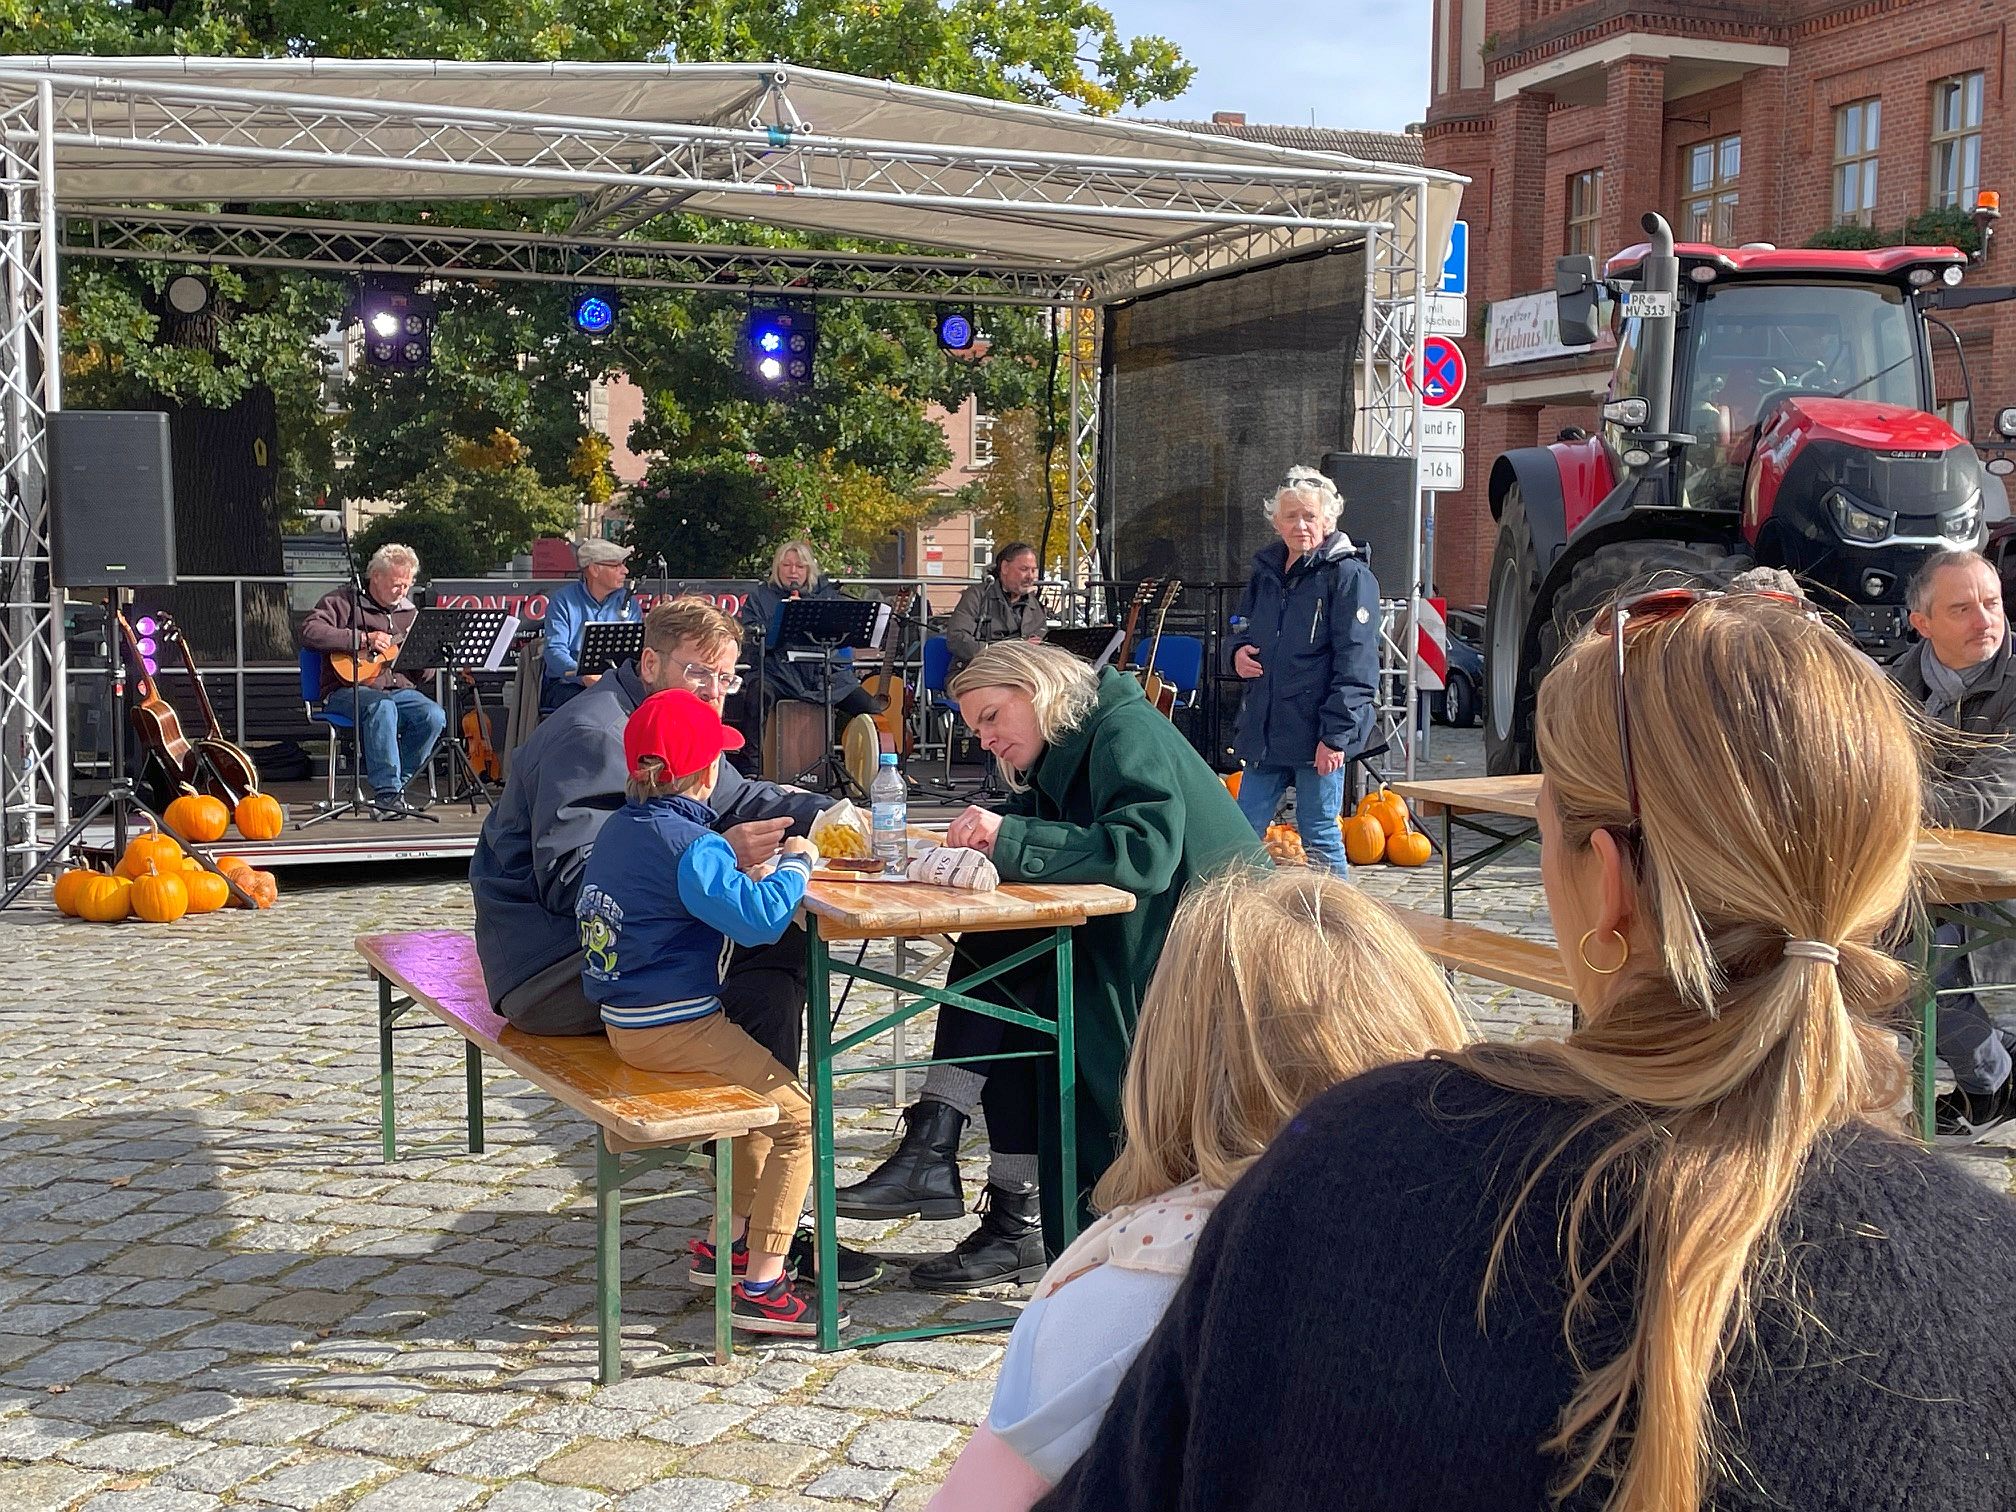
{"left": 48, "top": 410, "right": 177, "bottom": 588}
{"left": 1319, "top": 452, "right": 1416, "bottom": 599}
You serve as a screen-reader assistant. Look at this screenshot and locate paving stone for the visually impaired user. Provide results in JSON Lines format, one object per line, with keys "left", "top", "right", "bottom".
{"left": 0, "top": 1413, "right": 94, "bottom": 1460}
{"left": 295, "top": 1376, "right": 427, "bottom": 1408}
{"left": 484, "top": 1485, "right": 608, "bottom": 1512}
{"left": 29, "top": 1386, "right": 157, "bottom": 1425}
{"left": 745, "top": 1406, "right": 864, "bottom": 1450}
{"left": 811, "top": 1366, "right": 939, "bottom": 1413}
{"left": 640, "top": 1403, "right": 755, "bottom": 1447}
{"left": 912, "top": 1378, "right": 993, "bottom": 1427}
{"left": 801, "top": 1467, "right": 904, "bottom": 1504}
{"left": 176, "top": 1323, "right": 306, "bottom": 1354}
{"left": 77, "top": 1492, "right": 223, "bottom": 1512}
{"left": 410, "top": 1391, "right": 528, "bottom": 1429}
{"left": 614, "top": 1480, "right": 751, "bottom": 1512}
{"left": 156, "top": 1444, "right": 300, "bottom": 1493}
{"left": 683, "top": 1441, "right": 825, "bottom": 1487}
{"left": 588, "top": 1377, "right": 714, "bottom": 1415}
{"left": 344, "top": 1472, "right": 486, "bottom": 1511}
{"left": 3, "top": 1341, "right": 141, "bottom": 1387}
{"left": 131, "top": 1391, "right": 241, "bottom": 1433}
{"left": 71, "top": 1308, "right": 215, "bottom": 1344}
{"left": 236, "top": 1453, "right": 394, "bottom": 1508}
{"left": 518, "top": 1404, "right": 657, "bottom": 1441}
{"left": 861, "top": 1339, "right": 1001, "bottom": 1375}
{"left": 429, "top": 1428, "right": 571, "bottom": 1479}
{"left": 844, "top": 1419, "right": 961, "bottom": 1471}
{"left": 537, "top": 1440, "right": 682, "bottom": 1492}
{"left": 0, "top": 1464, "right": 111, "bottom": 1511}
{"left": 99, "top": 1352, "right": 226, "bottom": 1387}
{"left": 61, "top": 1430, "right": 211, "bottom": 1472}
{"left": 212, "top": 1402, "right": 350, "bottom": 1445}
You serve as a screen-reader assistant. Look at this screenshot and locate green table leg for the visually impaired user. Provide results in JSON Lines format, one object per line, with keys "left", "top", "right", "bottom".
{"left": 1441, "top": 807, "right": 1454, "bottom": 921}
{"left": 465, "top": 1042, "right": 485, "bottom": 1154}
{"left": 377, "top": 977, "right": 398, "bottom": 1164}
{"left": 713, "top": 1135, "right": 735, "bottom": 1365}
{"left": 596, "top": 1134, "right": 623, "bottom": 1385}
{"left": 1052, "top": 925, "right": 1078, "bottom": 1250}
{"left": 1913, "top": 925, "right": 1939, "bottom": 1144}
{"left": 806, "top": 929, "right": 842, "bottom": 1352}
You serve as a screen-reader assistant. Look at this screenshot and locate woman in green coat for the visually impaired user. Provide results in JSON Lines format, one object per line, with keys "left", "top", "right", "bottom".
{"left": 837, "top": 642, "right": 1266, "bottom": 1284}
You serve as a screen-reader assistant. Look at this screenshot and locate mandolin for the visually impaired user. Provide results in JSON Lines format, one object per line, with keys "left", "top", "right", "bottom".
{"left": 160, "top": 616, "right": 261, "bottom": 804}
{"left": 117, "top": 612, "right": 199, "bottom": 794}
{"left": 328, "top": 638, "right": 405, "bottom": 686}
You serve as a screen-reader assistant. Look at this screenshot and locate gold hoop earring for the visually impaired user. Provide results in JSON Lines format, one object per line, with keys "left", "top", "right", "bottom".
{"left": 1578, "top": 928, "right": 1630, "bottom": 976}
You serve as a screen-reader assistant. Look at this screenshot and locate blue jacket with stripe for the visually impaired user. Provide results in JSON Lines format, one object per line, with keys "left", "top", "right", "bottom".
{"left": 1228, "top": 533, "right": 1381, "bottom": 768}
{"left": 576, "top": 793, "right": 811, "bottom": 1029}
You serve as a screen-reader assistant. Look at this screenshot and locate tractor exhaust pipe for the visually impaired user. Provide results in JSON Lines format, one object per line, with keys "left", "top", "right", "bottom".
{"left": 1638, "top": 212, "right": 1680, "bottom": 455}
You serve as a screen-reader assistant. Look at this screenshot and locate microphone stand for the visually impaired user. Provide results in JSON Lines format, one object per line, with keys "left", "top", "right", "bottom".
{"left": 301, "top": 519, "right": 403, "bottom": 827}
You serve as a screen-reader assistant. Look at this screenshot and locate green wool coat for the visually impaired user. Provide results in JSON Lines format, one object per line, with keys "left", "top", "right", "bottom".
{"left": 988, "top": 669, "right": 1269, "bottom": 1246}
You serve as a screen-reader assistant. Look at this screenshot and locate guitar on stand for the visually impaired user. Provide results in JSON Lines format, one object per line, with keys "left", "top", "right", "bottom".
{"left": 844, "top": 587, "right": 918, "bottom": 795}
{"left": 116, "top": 612, "right": 200, "bottom": 803}
{"left": 1133, "top": 579, "right": 1184, "bottom": 720}
{"left": 159, "top": 616, "right": 261, "bottom": 804}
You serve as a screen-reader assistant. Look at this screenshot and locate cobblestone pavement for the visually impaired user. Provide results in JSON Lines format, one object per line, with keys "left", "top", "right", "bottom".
{"left": 0, "top": 728, "right": 2008, "bottom": 1511}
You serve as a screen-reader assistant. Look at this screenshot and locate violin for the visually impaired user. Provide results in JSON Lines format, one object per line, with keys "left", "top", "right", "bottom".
{"left": 460, "top": 670, "right": 502, "bottom": 783}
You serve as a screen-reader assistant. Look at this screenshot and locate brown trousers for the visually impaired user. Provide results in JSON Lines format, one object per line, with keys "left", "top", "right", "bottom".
{"left": 608, "top": 1014, "right": 812, "bottom": 1255}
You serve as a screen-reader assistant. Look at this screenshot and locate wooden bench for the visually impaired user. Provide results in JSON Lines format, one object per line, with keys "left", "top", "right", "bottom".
{"left": 356, "top": 930, "right": 780, "bottom": 1383}
{"left": 1388, "top": 907, "right": 1577, "bottom": 1002}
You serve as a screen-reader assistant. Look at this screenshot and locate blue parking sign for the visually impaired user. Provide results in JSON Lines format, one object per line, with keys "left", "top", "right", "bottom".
{"left": 1439, "top": 221, "right": 1468, "bottom": 296}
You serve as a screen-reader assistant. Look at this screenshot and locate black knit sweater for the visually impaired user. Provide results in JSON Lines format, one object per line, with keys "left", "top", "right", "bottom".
{"left": 1033, "top": 1060, "right": 2016, "bottom": 1511}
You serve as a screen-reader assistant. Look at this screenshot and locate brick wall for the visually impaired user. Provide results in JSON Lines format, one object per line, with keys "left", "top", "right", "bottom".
{"left": 1424, "top": 0, "right": 2016, "bottom": 603}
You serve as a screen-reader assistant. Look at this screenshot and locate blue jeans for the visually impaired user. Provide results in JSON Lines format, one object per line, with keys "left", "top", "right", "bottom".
{"left": 325, "top": 686, "right": 447, "bottom": 799}
{"left": 1236, "top": 763, "right": 1348, "bottom": 876}
{"left": 1934, "top": 918, "right": 2016, "bottom": 1093}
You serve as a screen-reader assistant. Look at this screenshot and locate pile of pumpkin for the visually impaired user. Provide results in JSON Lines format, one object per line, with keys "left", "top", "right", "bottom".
{"left": 1345, "top": 787, "right": 1432, "bottom": 867}
{"left": 51, "top": 794, "right": 285, "bottom": 923}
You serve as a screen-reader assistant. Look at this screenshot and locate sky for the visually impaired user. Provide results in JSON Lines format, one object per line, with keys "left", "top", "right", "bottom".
{"left": 1101, "top": 0, "right": 1433, "bottom": 135}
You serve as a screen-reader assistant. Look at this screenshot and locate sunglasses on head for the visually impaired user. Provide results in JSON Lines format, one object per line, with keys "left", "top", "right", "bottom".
{"left": 1599, "top": 586, "right": 1812, "bottom": 827}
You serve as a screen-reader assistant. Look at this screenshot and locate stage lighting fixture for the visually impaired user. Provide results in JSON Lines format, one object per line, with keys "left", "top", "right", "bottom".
{"left": 164, "top": 275, "right": 213, "bottom": 316}
{"left": 935, "top": 305, "right": 976, "bottom": 352}
{"left": 357, "top": 285, "right": 437, "bottom": 372}
{"left": 744, "top": 306, "right": 818, "bottom": 390}
{"left": 572, "top": 291, "right": 618, "bottom": 336}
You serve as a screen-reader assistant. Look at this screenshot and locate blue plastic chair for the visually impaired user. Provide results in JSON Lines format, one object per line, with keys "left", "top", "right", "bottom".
{"left": 301, "top": 648, "right": 355, "bottom": 806}
{"left": 1132, "top": 634, "right": 1204, "bottom": 709}
{"left": 921, "top": 635, "right": 960, "bottom": 780}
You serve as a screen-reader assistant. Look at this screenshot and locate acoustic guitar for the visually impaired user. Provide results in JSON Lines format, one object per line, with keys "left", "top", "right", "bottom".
{"left": 868, "top": 587, "right": 917, "bottom": 759}
{"left": 1134, "top": 579, "right": 1184, "bottom": 720}
{"left": 327, "top": 638, "right": 405, "bottom": 687}
{"left": 160, "top": 616, "right": 262, "bottom": 804}
{"left": 117, "top": 612, "right": 200, "bottom": 794}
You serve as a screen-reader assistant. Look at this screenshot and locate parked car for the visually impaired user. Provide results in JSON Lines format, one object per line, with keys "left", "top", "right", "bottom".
{"left": 1431, "top": 606, "right": 1485, "bottom": 728}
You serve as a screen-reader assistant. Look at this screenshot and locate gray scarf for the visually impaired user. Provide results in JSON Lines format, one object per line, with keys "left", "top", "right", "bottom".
{"left": 1921, "top": 640, "right": 2004, "bottom": 723}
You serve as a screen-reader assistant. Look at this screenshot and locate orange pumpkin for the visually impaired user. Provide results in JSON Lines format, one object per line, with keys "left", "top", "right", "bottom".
{"left": 164, "top": 794, "right": 231, "bottom": 843}
{"left": 213, "top": 854, "right": 247, "bottom": 873}
{"left": 52, "top": 867, "right": 101, "bottom": 917}
{"left": 227, "top": 867, "right": 279, "bottom": 910}
{"left": 183, "top": 868, "right": 231, "bottom": 914}
{"left": 1343, "top": 814, "right": 1388, "bottom": 866}
{"left": 74, "top": 872, "right": 133, "bottom": 923}
{"left": 1355, "top": 787, "right": 1410, "bottom": 839}
{"left": 115, "top": 829, "right": 183, "bottom": 879}
{"left": 1222, "top": 770, "right": 1243, "bottom": 799}
{"left": 1385, "top": 829, "right": 1433, "bottom": 868}
{"left": 233, "top": 792, "right": 285, "bottom": 841}
{"left": 131, "top": 862, "right": 190, "bottom": 923}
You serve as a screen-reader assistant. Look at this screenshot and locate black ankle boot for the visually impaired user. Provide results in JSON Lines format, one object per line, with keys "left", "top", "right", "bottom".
{"left": 909, "top": 1184, "right": 1047, "bottom": 1291}
{"left": 835, "top": 1101, "right": 967, "bottom": 1220}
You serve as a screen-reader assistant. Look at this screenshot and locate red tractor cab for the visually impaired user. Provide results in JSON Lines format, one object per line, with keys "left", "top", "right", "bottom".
{"left": 1483, "top": 208, "right": 2016, "bottom": 774}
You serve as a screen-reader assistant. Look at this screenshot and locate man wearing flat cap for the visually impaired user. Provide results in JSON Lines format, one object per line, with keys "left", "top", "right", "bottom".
{"left": 541, "top": 538, "right": 643, "bottom": 713}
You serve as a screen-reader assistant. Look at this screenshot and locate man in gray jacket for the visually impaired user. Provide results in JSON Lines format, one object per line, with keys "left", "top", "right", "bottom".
{"left": 471, "top": 598, "right": 827, "bottom": 1060}
{"left": 943, "top": 542, "right": 1048, "bottom": 677}
{"left": 1891, "top": 547, "right": 2016, "bottom": 1142}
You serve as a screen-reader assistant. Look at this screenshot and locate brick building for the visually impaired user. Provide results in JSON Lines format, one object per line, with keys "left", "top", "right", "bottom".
{"left": 1423, "top": 0, "right": 2016, "bottom": 605}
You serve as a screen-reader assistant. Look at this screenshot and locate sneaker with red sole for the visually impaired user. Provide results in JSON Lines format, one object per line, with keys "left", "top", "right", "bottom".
{"left": 731, "top": 1276, "right": 845, "bottom": 1337}
{"left": 688, "top": 1232, "right": 886, "bottom": 1291}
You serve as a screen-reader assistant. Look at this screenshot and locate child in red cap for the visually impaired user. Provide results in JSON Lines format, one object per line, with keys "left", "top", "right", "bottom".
{"left": 577, "top": 688, "right": 832, "bottom": 1336}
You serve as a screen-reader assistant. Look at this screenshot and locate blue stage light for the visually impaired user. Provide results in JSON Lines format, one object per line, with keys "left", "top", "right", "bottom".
{"left": 745, "top": 307, "right": 817, "bottom": 389}
{"left": 572, "top": 291, "right": 618, "bottom": 335}
{"left": 935, "top": 305, "right": 976, "bottom": 351}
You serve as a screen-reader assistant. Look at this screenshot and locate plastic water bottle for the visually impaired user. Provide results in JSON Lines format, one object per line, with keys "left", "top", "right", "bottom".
{"left": 871, "top": 753, "right": 908, "bottom": 869}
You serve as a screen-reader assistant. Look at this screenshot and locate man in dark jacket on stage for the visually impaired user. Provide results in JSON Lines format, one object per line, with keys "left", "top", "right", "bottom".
{"left": 471, "top": 598, "right": 827, "bottom": 1068}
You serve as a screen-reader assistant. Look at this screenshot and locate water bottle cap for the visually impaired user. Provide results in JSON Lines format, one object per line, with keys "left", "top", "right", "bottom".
{"left": 879, "top": 752, "right": 899, "bottom": 765}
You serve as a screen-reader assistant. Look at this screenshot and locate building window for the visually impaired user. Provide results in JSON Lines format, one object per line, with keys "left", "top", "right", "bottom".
{"left": 971, "top": 407, "right": 995, "bottom": 468}
{"left": 1683, "top": 135, "right": 1740, "bottom": 244}
{"left": 1929, "top": 72, "right": 1984, "bottom": 210}
{"left": 1832, "top": 98, "right": 1881, "bottom": 227}
{"left": 1566, "top": 169, "right": 1603, "bottom": 258}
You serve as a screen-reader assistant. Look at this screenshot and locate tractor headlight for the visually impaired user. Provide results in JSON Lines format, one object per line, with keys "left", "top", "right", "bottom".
{"left": 1828, "top": 489, "right": 1891, "bottom": 543}
{"left": 1941, "top": 489, "right": 1983, "bottom": 542}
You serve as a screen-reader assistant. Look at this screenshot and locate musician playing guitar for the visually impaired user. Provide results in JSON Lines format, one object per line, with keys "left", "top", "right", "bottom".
{"left": 943, "top": 540, "right": 1048, "bottom": 679}
{"left": 298, "top": 542, "right": 448, "bottom": 819}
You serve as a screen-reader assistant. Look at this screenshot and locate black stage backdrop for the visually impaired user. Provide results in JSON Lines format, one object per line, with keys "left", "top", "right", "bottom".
{"left": 1099, "top": 248, "right": 1366, "bottom": 586}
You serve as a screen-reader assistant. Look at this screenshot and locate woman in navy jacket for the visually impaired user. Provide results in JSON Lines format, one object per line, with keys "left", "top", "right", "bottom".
{"left": 1227, "top": 466, "right": 1381, "bottom": 875}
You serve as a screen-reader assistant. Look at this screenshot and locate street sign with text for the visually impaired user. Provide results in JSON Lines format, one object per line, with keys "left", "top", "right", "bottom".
{"left": 1440, "top": 220, "right": 1469, "bottom": 296}
{"left": 1419, "top": 450, "right": 1465, "bottom": 492}
{"left": 1419, "top": 409, "right": 1465, "bottom": 450}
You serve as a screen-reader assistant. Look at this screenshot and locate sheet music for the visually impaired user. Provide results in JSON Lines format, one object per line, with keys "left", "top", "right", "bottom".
{"left": 482, "top": 614, "right": 521, "bottom": 671}
{"left": 1090, "top": 626, "right": 1127, "bottom": 671}
{"left": 871, "top": 602, "right": 893, "bottom": 652}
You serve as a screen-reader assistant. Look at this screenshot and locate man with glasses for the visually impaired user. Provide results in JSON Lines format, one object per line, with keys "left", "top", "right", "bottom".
{"left": 473, "top": 598, "right": 831, "bottom": 1054}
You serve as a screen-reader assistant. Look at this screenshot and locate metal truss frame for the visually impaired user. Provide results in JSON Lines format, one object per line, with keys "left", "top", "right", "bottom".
{"left": 0, "top": 62, "right": 1441, "bottom": 880}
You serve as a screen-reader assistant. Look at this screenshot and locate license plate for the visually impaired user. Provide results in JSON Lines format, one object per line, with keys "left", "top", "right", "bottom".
{"left": 1622, "top": 290, "right": 1675, "bottom": 320}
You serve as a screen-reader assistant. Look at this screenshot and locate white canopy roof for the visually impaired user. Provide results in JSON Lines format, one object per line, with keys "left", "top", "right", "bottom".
{"left": 0, "top": 57, "right": 1463, "bottom": 298}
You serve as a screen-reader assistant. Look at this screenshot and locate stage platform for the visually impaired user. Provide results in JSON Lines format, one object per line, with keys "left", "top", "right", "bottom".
{"left": 73, "top": 774, "right": 991, "bottom": 871}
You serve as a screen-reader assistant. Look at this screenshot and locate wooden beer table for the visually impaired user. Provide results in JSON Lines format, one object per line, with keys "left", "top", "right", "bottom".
{"left": 798, "top": 873, "right": 1134, "bottom": 1352}
{"left": 1394, "top": 774, "right": 2016, "bottom": 1142}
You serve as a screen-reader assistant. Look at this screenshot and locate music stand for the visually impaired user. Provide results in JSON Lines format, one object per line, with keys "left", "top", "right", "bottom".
{"left": 771, "top": 596, "right": 886, "bottom": 796}
{"left": 1046, "top": 625, "right": 1123, "bottom": 664}
{"left": 578, "top": 621, "right": 646, "bottom": 678}
{"left": 395, "top": 608, "right": 517, "bottom": 815}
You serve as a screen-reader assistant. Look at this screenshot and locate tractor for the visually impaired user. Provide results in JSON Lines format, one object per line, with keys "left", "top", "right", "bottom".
{"left": 1484, "top": 207, "right": 2016, "bottom": 774}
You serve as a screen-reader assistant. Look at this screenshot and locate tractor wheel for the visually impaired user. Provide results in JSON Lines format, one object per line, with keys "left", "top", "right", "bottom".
{"left": 1484, "top": 484, "right": 1541, "bottom": 774}
{"left": 1541, "top": 538, "right": 1751, "bottom": 681}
